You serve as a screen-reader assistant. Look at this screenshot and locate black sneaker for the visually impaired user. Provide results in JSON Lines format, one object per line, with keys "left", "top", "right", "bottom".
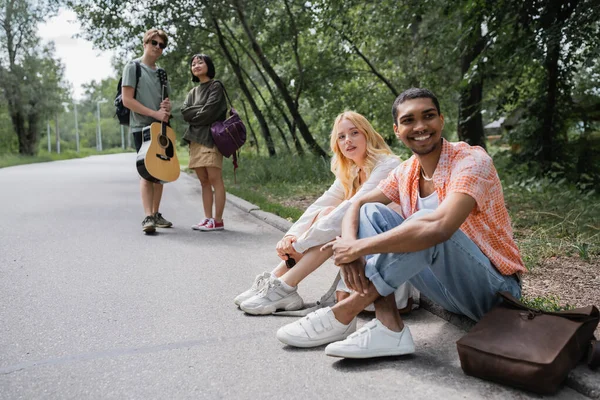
{"left": 142, "top": 215, "right": 156, "bottom": 233}
{"left": 153, "top": 212, "right": 173, "bottom": 228}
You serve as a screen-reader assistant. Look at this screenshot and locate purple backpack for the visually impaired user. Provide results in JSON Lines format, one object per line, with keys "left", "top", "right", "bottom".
{"left": 210, "top": 81, "right": 246, "bottom": 173}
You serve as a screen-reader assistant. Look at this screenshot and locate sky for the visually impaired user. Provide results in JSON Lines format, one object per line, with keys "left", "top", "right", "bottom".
{"left": 37, "top": 9, "right": 117, "bottom": 100}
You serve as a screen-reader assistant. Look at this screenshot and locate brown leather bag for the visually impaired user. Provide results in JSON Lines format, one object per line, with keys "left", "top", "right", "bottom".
{"left": 456, "top": 291, "right": 599, "bottom": 395}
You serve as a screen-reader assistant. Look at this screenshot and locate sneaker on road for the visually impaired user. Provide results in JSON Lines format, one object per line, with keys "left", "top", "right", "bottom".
{"left": 192, "top": 218, "right": 210, "bottom": 230}
{"left": 240, "top": 277, "right": 303, "bottom": 315}
{"left": 153, "top": 212, "right": 172, "bottom": 228}
{"left": 142, "top": 215, "right": 156, "bottom": 234}
{"left": 234, "top": 272, "right": 271, "bottom": 306}
{"left": 199, "top": 218, "right": 224, "bottom": 231}
{"left": 325, "top": 319, "right": 415, "bottom": 359}
{"left": 276, "top": 307, "right": 356, "bottom": 348}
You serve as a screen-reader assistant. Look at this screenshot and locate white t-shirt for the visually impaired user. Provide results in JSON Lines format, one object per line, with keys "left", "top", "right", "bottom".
{"left": 416, "top": 191, "right": 439, "bottom": 211}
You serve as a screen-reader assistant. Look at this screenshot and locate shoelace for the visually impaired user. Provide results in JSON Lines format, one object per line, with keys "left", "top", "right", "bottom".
{"left": 258, "top": 279, "right": 278, "bottom": 297}
{"left": 251, "top": 275, "right": 267, "bottom": 291}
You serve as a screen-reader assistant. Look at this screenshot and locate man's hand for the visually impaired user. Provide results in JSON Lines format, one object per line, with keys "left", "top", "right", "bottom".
{"left": 321, "top": 236, "right": 361, "bottom": 265}
{"left": 160, "top": 98, "right": 172, "bottom": 113}
{"left": 276, "top": 235, "right": 301, "bottom": 261}
{"left": 154, "top": 108, "right": 169, "bottom": 122}
{"left": 340, "top": 257, "right": 369, "bottom": 295}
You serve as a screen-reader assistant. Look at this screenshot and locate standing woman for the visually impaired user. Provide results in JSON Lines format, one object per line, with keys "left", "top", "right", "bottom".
{"left": 181, "top": 54, "right": 228, "bottom": 231}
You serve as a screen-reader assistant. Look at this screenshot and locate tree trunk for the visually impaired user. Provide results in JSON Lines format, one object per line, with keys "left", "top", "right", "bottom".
{"left": 222, "top": 21, "right": 303, "bottom": 154}
{"left": 537, "top": 1, "right": 578, "bottom": 166}
{"left": 458, "top": 21, "right": 486, "bottom": 149}
{"left": 10, "top": 110, "right": 32, "bottom": 155}
{"left": 212, "top": 18, "right": 276, "bottom": 156}
{"left": 26, "top": 111, "right": 39, "bottom": 155}
{"left": 233, "top": 0, "right": 327, "bottom": 158}
{"left": 239, "top": 65, "right": 291, "bottom": 152}
{"left": 539, "top": 35, "right": 561, "bottom": 165}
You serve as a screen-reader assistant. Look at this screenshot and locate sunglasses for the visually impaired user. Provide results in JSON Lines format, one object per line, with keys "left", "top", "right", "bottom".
{"left": 285, "top": 254, "right": 296, "bottom": 269}
{"left": 150, "top": 39, "right": 166, "bottom": 50}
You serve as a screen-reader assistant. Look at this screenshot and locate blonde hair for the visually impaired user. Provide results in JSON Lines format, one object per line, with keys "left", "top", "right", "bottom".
{"left": 329, "top": 111, "right": 396, "bottom": 199}
{"left": 143, "top": 28, "right": 168, "bottom": 47}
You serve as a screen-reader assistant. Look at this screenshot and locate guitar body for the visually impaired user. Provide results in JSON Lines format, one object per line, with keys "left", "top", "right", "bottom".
{"left": 136, "top": 122, "right": 180, "bottom": 183}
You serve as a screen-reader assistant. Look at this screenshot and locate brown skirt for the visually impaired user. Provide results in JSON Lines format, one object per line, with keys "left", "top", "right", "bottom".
{"left": 189, "top": 142, "right": 223, "bottom": 169}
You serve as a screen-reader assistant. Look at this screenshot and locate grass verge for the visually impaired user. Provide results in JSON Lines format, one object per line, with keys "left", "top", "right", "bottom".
{"left": 0, "top": 148, "right": 133, "bottom": 169}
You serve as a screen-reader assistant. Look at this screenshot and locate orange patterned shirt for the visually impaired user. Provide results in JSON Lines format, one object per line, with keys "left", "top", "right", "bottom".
{"left": 377, "top": 139, "right": 526, "bottom": 275}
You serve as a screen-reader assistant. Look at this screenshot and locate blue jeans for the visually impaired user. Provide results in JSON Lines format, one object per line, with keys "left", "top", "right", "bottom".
{"left": 359, "top": 203, "right": 521, "bottom": 321}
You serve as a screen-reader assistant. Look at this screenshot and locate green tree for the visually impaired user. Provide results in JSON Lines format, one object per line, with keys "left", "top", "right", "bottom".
{"left": 0, "top": 0, "right": 65, "bottom": 155}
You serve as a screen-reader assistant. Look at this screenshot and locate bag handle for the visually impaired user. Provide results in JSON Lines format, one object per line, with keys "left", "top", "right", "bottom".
{"left": 498, "top": 291, "right": 599, "bottom": 320}
{"left": 211, "top": 80, "right": 234, "bottom": 111}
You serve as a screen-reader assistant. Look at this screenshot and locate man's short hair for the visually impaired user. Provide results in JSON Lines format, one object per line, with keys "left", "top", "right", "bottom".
{"left": 190, "top": 54, "right": 216, "bottom": 81}
{"left": 392, "top": 88, "right": 441, "bottom": 124}
{"left": 143, "top": 28, "right": 168, "bottom": 47}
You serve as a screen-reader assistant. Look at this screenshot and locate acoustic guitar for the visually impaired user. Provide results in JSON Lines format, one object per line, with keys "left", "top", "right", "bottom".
{"left": 136, "top": 69, "right": 180, "bottom": 183}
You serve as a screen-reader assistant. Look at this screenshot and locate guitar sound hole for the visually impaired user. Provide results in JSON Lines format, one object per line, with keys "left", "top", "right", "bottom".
{"left": 158, "top": 135, "right": 169, "bottom": 148}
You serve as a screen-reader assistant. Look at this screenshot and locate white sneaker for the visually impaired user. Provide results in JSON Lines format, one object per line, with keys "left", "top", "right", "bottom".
{"left": 325, "top": 319, "right": 415, "bottom": 359}
{"left": 276, "top": 307, "right": 357, "bottom": 348}
{"left": 240, "top": 277, "right": 303, "bottom": 315}
{"left": 234, "top": 272, "right": 271, "bottom": 306}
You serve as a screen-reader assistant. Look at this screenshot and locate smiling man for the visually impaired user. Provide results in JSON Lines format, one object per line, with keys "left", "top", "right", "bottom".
{"left": 276, "top": 88, "right": 526, "bottom": 359}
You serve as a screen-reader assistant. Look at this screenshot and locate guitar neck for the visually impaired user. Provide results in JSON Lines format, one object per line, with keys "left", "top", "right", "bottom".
{"left": 161, "top": 84, "right": 167, "bottom": 135}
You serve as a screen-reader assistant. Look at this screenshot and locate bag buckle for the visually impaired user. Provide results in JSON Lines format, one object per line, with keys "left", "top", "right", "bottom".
{"left": 520, "top": 310, "right": 542, "bottom": 320}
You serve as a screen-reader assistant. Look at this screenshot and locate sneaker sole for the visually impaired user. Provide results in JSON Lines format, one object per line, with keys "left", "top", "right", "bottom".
{"left": 198, "top": 227, "right": 224, "bottom": 231}
{"left": 155, "top": 224, "right": 172, "bottom": 228}
{"left": 277, "top": 329, "right": 353, "bottom": 348}
{"left": 325, "top": 345, "right": 415, "bottom": 359}
{"left": 234, "top": 293, "right": 255, "bottom": 306}
{"left": 143, "top": 226, "right": 156, "bottom": 233}
{"left": 241, "top": 298, "right": 303, "bottom": 315}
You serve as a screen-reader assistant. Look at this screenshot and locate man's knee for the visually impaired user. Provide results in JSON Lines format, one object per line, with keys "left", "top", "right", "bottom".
{"left": 359, "top": 202, "right": 389, "bottom": 220}
{"left": 357, "top": 203, "right": 397, "bottom": 239}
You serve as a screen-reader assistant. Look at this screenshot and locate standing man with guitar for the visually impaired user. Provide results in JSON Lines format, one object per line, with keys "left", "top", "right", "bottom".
{"left": 122, "top": 28, "right": 173, "bottom": 234}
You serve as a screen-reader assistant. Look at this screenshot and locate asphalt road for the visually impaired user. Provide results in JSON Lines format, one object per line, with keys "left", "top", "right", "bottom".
{"left": 0, "top": 154, "right": 586, "bottom": 399}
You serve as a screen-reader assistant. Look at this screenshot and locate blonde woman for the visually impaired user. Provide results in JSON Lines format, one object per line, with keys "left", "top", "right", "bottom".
{"left": 235, "top": 111, "right": 413, "bottom": 316}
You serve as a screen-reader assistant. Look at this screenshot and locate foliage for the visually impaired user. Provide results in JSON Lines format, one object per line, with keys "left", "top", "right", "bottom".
{"left": 520, "top": 295, "right": 575, "bottom": 312}
{"left": 0, "top": 0, "right": 66, "bottom": 155}
{"left": 0, "top": 0, "right": 597, "bottom": 185}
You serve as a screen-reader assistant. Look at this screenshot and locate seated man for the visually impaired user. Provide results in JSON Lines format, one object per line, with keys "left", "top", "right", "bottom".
{"left": 276, "top": 88, "right": 526, "bottom": 358}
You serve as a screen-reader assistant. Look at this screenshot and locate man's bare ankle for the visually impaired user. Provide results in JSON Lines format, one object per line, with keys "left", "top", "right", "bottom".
{"left": 331, "top": 308, "right": 355, "bottom": 325}
{"left": 377, "top": 315, "right": 404, "bottom": 332}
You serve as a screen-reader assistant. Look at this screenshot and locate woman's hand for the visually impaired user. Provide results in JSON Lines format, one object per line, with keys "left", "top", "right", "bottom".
{"left": 276, "top": 235, "right": 301, "bottom": 261}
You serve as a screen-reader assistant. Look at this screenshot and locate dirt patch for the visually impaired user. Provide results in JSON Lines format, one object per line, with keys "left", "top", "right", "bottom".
{"left": 278, "top": 195, "right": 318, "bottom": 211}
{"left": 522, "top": 256, "right": 600, "bottom": 337}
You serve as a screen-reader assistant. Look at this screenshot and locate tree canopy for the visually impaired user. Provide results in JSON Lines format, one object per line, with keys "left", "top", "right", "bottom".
{"left": 2, "top": 0, "right": 599, "bottom": 187}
